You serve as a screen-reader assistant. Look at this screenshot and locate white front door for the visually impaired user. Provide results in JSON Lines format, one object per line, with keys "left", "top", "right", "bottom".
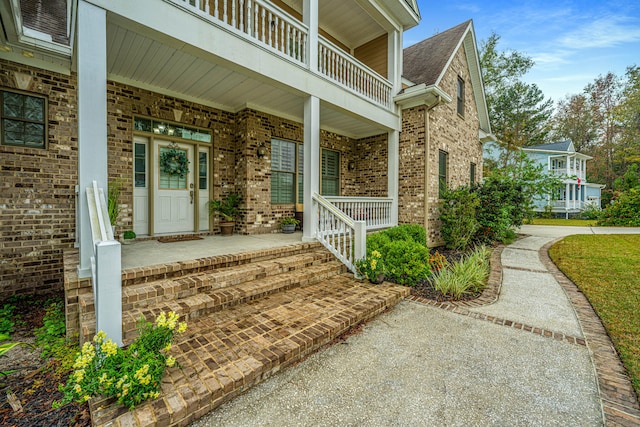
{"left": 154, "top": 140, "right": 195, "bottom": 234}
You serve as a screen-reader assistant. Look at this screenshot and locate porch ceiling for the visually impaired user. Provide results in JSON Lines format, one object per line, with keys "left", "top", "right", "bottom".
{"left": 105, "top": 19, "right": 387, "bottom": 139}
{"left": 279, "top": 0, "right": 386, "bottom": 49}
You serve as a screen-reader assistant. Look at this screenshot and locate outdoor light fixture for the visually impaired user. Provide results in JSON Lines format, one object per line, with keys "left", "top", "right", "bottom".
{"left": 257, "top": 143, "right": 267, "bottom": 158}
{"left": 348, "top": 160, "right": 356, "bottom": 171}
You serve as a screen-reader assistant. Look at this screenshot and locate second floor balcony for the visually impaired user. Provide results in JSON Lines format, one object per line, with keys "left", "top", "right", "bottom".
{"left": 169, "top": 0, "right": 405, "bottom": 109}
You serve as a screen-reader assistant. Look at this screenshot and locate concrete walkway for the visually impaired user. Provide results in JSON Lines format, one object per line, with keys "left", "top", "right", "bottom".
{"left": 191, "top": 226, "right": 640, "bottom": 427}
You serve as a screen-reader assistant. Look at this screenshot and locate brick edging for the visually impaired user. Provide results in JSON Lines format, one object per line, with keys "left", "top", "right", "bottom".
{"left": 540, "top": 238, "right": 640, "bottom": 426}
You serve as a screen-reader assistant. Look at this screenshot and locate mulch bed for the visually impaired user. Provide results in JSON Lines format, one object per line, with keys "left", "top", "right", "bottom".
{"left": 409, "top": 247, "right": 482, "bottom": 302}
{"left": 0, "top": 294, "right": 90, "bottom": 427}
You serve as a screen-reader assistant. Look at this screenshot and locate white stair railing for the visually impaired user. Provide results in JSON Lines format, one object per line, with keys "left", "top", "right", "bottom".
{"left": 312, "top": 193, "right": 366, "bottom": 277}
{"left": 86, "top": 181, "right": 122, "bottom": 346}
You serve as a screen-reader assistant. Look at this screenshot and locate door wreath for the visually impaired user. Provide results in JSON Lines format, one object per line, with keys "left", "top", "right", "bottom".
{"left": 160, "top": 146, "right": 190, "bottom": 178}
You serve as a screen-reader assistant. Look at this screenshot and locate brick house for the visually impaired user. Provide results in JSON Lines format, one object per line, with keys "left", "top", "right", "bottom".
{"left": 398, "top": 20, "right": 492, "bottom": 246}
{"left": 0, "top": 3, "right": 489, "bottom": 299}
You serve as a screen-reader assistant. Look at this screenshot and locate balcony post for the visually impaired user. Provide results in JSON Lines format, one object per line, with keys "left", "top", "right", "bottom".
{"left": 303, "top": 0, "right": 318, "bottom": 71}
{"left": 77, "top": 0, "right": 108, "bottom": 278}
{"left": 303, "top": 95, "right": 320, "bottom": 241}
{"left": 388, "top": 29, "right": 401, "bottom": 95}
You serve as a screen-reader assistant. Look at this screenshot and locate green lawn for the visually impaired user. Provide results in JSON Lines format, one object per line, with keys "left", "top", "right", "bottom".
{"left": 549, "top": 235, "right": 640, "bottom": 397}
{"left": 527, "top": 218, "right": 597, "bottom": 226}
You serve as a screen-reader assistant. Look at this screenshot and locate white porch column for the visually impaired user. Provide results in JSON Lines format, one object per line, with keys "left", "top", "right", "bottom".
{"left": 303, "top": 0, "right": 318, "bottom": 72}
{"left": 77, "top": 0, "right": 108, "bottom": 277}
{"left": 388, "top": 130, "right": 399, "bottom": 226}
{"left": 387, "top": 29, "right": 401, "bottom": 94}
{"left": 303, "top": 95, "right": 320, "bottom": 240}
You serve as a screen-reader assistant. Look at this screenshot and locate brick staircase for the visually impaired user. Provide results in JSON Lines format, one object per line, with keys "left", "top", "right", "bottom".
{"left": 69, "top": 242, "right": 409, "bottom": 427}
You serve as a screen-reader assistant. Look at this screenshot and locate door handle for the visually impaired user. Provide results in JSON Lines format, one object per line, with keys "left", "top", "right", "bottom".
{"left": 190, "top": 190, "right": 194, "bottom": 204}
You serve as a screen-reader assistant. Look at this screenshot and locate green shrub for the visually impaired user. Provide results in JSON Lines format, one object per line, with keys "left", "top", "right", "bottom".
{"left": 35, "top": 299, "right": 66, "bottom": 358}
{"left": 0, "top": 304, "right": 16, "bottom": 336}
{"left": 366, "top": 231, "right": 392, "bottom": 253}
{"left": 432, "top": 246, "right": 490, "bottom": 298}
{"left": 355, "top": 250, "right": 385, "bottom": 283}
{"left": 581, "top": 203, "right": 602, "bottom": 221}
{"left": 383, "top": 240, "right": 431, "bottom": 286}
{"left": 598, "top": 188, "right": 640, "bottom": 226}
{"left": 440, "top": 186, "right": 480, "bottom": 250}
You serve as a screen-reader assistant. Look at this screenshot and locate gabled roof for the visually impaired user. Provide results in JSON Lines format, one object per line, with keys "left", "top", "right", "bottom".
{"left": 525, "top": 140, "right": 575, "bottom": 153}
{"left": 399, "top": 20, "right": 491, "bottom": 135}
{"left": 403, "top": 20, "right": 470, "bottom": 87}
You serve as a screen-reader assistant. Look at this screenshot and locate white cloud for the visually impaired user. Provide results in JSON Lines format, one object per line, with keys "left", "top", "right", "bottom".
{"left": 559, "top": 15, "right": 640, "bottom": 49}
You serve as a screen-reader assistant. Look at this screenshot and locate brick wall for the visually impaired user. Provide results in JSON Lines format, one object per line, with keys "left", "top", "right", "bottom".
{"left": 0, "top": 59, "right": 78, "bottom": 299}
{"left": 399, "top": 44, "right": 484, "bottom": 247}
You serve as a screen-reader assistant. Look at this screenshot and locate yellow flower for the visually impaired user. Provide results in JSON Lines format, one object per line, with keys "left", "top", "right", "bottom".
{"left": 155, "top": 312, "right": 167, "bottom": 328}
{"left": 83, "top": 395, "right": 91, "bottom": 402}
{"left": 166, "top": 356, "right": 176, "bottom": 367}
{"left": 151, "top": 391, "right": 160, "bottom": 399}
{"left": 163, "top": 343, "right": 172, "bottom": 352}
{"left": 372, "top": 250, "right": 382, "bottom": 258}
{"left": 99, "top": 373, "right": 108, "bottom": 384}
{"left": 93, "top": 330, "right": 107, "bottom": 343}
{"left": 370, "top": 259, "right": 377, "bottom": 270}
{"left": 73, "top": 384, "right": 82, "bottom": 393}
{"left": 177, "top": 322, "right": 187, "bottom": 334}
{"left": 166, "top": 311, "right": 179, "bottom": 330}
{"left": 101, "top": 339, "right": 118, "bottom": 357}
{"left": 74, "top": 369, "right": 85, "bottom": 383}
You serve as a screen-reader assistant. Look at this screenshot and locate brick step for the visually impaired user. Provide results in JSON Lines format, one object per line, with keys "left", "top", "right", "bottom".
{"left": 79, "top": 250, "right": 334, "bottom": 320}
{"left": 121, "top": 241, "right": 324, "bottom": 287}
{"left": 80, "top": 258, "right": 346, "bottom": 344}
{"left": 119, "top": 261, "right": 346, "bottom": 343}
{"left": 89, "top": 276, "right": 410, "bottom": 427}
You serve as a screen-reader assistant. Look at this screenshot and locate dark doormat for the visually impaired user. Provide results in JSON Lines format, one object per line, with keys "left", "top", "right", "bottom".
{"left": 157, "top": 235, "right": 204, "bottom": 243}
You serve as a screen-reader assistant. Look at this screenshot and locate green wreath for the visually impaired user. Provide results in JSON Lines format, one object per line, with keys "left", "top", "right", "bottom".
{"left": 160, "top": 146, "right": 190, "bottom": 178}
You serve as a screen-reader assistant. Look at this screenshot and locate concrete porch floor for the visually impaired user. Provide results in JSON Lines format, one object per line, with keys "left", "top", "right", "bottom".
{"left": 121, "top": 232, "right": 304, "bottom": 270}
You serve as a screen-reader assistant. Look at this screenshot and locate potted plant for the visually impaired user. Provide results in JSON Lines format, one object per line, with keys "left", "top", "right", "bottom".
{"left": 280, "top": 217, "right": 299, "bottom": 234}
{"left": 122, "top": 230, "right": 136, "bottom": 244}
{"left": 107, "top": 179, "right": 122, "bottom": 236}
{"left": 208, "top": 193, "right": 242, "bottom": 236}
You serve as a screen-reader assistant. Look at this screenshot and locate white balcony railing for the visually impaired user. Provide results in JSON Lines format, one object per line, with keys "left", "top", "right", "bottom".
{"left": 550, "top": 168, "right": 586, "bottom": 180}
{"left": 170, "top": 0, "right": 392, "bottom": 108}
{"left": 324, "top": 196, "right": 393, "bottom": 230}
{"left": 172, "top": 0, "right": 308, "bottom": 64}
{"left": 318, "top": 37, "right": 392, "bottom": 109}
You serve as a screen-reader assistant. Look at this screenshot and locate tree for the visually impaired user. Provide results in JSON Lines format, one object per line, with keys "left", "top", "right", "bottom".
{"left": 552, "top": 94, "right": 598, "bottom": 152}
{"left": 613, "top": 66, "right": 640, "bottom": 167}
{"left": 480, "top": 33, "right": 553, "bottom": 169}
{"left": 585, "top": 72, "right": 623, "bottom": 190}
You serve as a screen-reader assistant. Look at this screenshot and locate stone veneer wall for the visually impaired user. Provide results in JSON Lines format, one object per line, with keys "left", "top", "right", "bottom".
{"left": 0, "top": 59, "right": 78, "bottom": 300}
{"left": 399, "top": 44, "right": 484, "bottom": 247}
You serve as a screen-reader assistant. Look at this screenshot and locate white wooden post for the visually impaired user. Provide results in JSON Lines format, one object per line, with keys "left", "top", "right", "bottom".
{"left": 303, "top": 96, "right": 320, "bottom": 241}
{"left": 77, "top": 0, "right": 108, "bottom": 278}
{"left": 388, "top": 130, "right": 399, "bottom": 226}
{"left": 353, "top": 220, "right": 366, "bottom": 279}
{"left": 303, "top": 0, "right": 318, "bottom": 71}
{"left": 94, "top": 241, "right": 122, "bottom": 345}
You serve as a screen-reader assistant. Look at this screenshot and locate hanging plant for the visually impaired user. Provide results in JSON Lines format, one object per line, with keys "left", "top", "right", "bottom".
{"left": 160, "top": 146, "right": 189, "bottom": 178}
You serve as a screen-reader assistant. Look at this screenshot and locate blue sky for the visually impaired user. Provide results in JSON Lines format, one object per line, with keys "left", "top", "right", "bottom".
{"left": 404, "top": 0, "right": 640, "bottom": 104}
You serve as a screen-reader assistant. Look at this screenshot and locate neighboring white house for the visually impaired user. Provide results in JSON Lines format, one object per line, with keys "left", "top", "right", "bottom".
{"left": 523, "top": 140, "right": 605, "bottom": 218}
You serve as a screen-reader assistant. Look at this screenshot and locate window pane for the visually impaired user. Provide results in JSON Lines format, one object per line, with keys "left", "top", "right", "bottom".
{"left": 272, "top": 171, "right": 294, "bottom": 203}
{"left": 24, "top": 123, "right": 44, "bottom": 147}
{"left": 3, "top": 119, "right": 24, "bottom": 145}
{"left": 199, "top": 152, "right": 208, "bottom": 190}
{"left": 25, "top": 96, "right": 44, "bottom": 121}
{"left": 3, "top": 92, "right": 23, "bottom": 118}
{"left": 134, "top": 143, "right": 146, "bottom": 188}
